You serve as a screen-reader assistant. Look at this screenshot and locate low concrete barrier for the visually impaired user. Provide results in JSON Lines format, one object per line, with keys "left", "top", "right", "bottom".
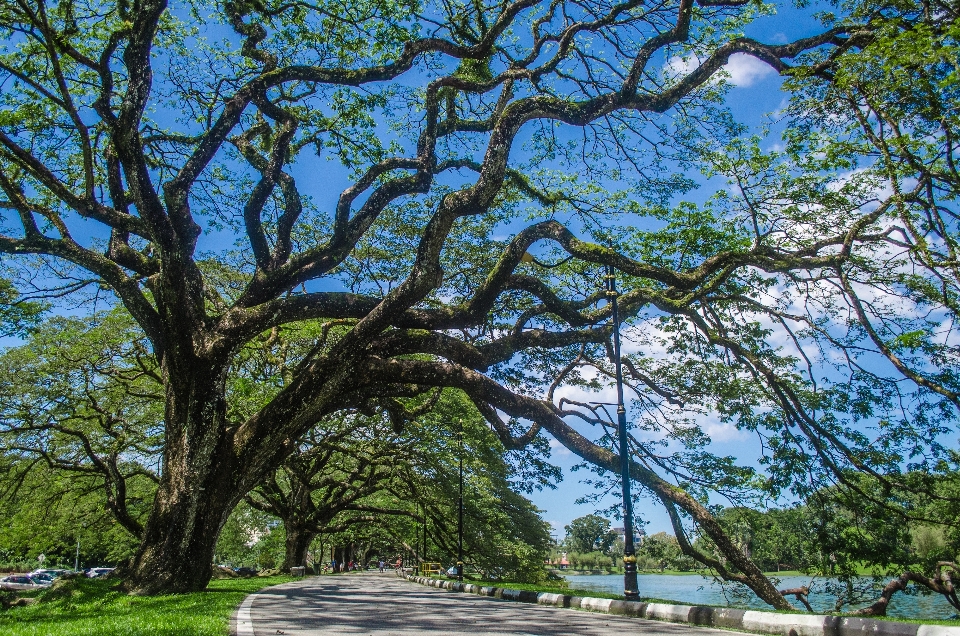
{"left": 646, "top": 602, "right": 693, "bottom": 623}
{"left": 740, "top": 610, "right": 830, "bottom": 636}
{"left": 712, "top": 608, "right": 748, "bottom": 629}
{"left": 403, "top": 575, "right": 960, "bottom": 636}
{"left": 536, "top": 592, "right": 564, "bottom": 606}
{"left": 579, "top": 597, "right": 614, "bottom": 613}
{"left": 608, "top": 599, "right": 647, "bottom": 617}
{"left": 918, "top": 628, "right": 960, "bottom": 636}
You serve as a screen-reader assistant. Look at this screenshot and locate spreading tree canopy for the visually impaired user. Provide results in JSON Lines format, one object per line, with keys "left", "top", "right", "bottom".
{"left": 2, "top": 0, "right": 950, "bottom": 603}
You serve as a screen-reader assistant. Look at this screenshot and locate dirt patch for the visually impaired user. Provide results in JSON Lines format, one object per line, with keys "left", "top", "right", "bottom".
{"left": 211, "top": 566, "right": 239, "bottom": 579}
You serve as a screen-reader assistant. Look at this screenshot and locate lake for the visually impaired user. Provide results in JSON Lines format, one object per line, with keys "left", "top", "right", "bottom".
{"left": 563, "top": 574, "right": 958, "bottom": 620}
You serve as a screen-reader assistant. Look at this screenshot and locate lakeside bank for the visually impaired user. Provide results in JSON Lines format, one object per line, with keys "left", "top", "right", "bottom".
{"left": 561, "top": 573, "right": 958, "bottom": 620}
{"left": 405, "top": 574, "right": 960, "bottom": 636}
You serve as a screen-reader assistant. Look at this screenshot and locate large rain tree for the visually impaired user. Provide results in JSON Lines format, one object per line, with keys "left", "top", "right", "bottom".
{"left": 0, "top": 0, "right": 890, "bottom": 596}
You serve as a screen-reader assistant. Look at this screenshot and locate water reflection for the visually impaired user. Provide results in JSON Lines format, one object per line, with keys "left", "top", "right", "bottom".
{"left": 562, "top": 574, "right": 958, "bottom": 620}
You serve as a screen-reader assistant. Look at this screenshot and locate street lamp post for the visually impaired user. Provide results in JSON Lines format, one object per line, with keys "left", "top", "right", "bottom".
{"left": 457, "top": 418, "right": 464, "bottom": 581}
{"left": 605, "top": 264, "right": 640, "bottom": 600}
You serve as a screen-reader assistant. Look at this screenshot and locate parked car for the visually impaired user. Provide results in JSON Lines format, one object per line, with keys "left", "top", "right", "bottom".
{"left": 85, "top": 567, "right": 115, "bottom": 578}
{"left": 0, "top": 574, "right": 53, "bottom": 590}
{"left": 233, "top": 567, "right": 258, "bottom": 577}
{"left": 34, "top": 569, "right": 71, "bottom": 578}
{"left": 27, "top": 571, "right": 55, "bottom": 583}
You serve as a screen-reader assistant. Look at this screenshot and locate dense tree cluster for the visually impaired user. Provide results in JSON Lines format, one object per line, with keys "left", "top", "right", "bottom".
{"left": 563, "top": 514, "right": 617, "bottom": 554}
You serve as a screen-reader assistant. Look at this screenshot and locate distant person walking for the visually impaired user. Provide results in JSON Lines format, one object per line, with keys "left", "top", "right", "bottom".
{"left": 378, "top": 560, "right": 385, "bottom": 572}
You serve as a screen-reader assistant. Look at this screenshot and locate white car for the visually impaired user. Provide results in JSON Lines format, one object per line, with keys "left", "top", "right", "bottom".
{"left": 86, "top": 567, "right": 115, "bottom": 578}
{"left": 0, "top": 574, "right": 53, "bottom": 590}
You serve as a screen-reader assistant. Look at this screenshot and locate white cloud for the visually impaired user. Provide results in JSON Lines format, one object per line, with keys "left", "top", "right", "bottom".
{"left": 666, "top": 53, "right": 776, "bottom": 88}
{"left": 773, "top": 96, "right": 791, "bottom": 116}
{"left": 701, "top": 418, "right": 750, "bottom": 443}
{"left": 553, "top": 381, "right": 617, "bottom": 408}
{"left": 549, "top": 437, "right": 572, "bottom": 457}
{"left": 666, "top": 55, "right": 698, "bottom": 78}
{"left": 723, "top": 53, "right": 777, "bottom": 87}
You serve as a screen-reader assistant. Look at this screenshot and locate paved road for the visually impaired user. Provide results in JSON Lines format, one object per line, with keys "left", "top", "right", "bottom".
{"left": 237, "top": 572, "right": 752, "bottom": 636}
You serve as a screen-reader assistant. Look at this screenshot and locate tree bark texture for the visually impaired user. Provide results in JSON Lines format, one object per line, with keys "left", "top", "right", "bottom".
{"left": 127, "top": 359, "right": 238, "bottom": 593}
{"left": 282, "top": 525, "right": 316, "bottom": 572}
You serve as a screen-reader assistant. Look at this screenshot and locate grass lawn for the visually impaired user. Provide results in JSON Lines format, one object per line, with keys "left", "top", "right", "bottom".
{"left": 0, "top": 575, "right": 294, "bottom": 636}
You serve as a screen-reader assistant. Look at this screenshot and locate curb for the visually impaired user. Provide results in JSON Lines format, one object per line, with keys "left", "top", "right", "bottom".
{"left": 404, "top": 575, "right": 960, "bottom": 636}
{"left": 230, "top": 591, "right": 258, "bottom": 636}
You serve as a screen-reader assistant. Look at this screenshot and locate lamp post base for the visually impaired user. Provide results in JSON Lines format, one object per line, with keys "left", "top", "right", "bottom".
{"left": 624, "top": 561, "right": 639, "bottom": 600}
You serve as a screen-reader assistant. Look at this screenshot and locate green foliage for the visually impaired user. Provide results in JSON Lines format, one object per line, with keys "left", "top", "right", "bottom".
{"left": 775, "top": 0, "right": 960, "bottom": 474}
{"left": 214, "top": 502, "right": 285, "bottom": 569}
{"left": 220, "top": 389, "right": 556, "bottom": 582}
{"left": 0, "top": 464, "right": 142, "bottom": 568}
{"left": 0, "top": 0, "right": 956, "bottom": 606}
{"left": 322, "top": 393, "right": 555, "bottom": 583}
{"left": 693, "top": 465, "right": 960, "bottom": 609}
{"left": 638, "top": 532, "right": 683, "bottom": 572}
{"left": 0, "top": 278, "right": 44, "bottom": 338}
{"left": 563, "top": 550, "right": 614, "bottom": 571}
{"left": 0, "top": 311, "right": 161, "bottom": 558}
{"left": 563, "top": 515, "right": 616, "bottom": 554}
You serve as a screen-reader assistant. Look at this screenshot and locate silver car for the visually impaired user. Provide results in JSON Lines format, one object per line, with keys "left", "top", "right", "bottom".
{"left": 0, "top": 574, "right": 53, "bottom": 590}
{"left": 27, "top": 571, "right": 55, "bottom": 584}
{"left": 32, "top": 569, "right": 70, "bottom": 578}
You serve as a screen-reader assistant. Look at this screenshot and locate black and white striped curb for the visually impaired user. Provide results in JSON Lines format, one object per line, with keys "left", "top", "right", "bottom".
{"left": 405, "top": 575, "right": 960, "bottom": 636}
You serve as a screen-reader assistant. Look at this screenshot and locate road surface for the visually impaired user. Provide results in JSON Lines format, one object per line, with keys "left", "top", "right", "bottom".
{"left": 236, "top": 571, "right": 753, "bottom": 636}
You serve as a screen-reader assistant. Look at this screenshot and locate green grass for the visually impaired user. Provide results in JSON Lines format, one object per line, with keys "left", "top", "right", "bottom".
{"left": 0, "top": 575, "right": 295, "bottom": 636}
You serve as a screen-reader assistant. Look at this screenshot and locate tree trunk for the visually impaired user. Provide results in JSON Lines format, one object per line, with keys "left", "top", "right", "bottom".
{"left": 282, "top": 525, "right": 315, "bottom": 572}
{"left": 334, "top": 546, "right": 347, "bottom": 572}
{"left": 126, "top": 357, "right": 239, "bottom": 594}
{"left": 358, "top": 542, "right": 371, "bottom": 568}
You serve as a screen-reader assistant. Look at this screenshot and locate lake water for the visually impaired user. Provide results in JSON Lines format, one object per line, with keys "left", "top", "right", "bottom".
{"left": 563, "top": 574, "right": 958, "bottom": 620}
